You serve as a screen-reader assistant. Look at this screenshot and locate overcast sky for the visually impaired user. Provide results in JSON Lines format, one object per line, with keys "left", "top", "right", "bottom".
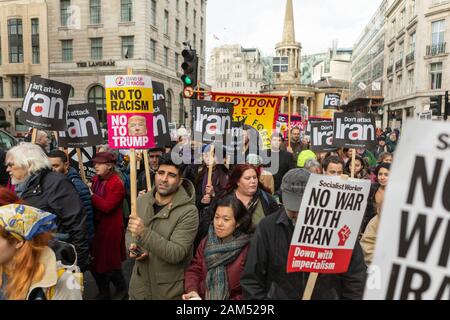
{"left": 205, "top": 0, "right": 383, "bottom": 59}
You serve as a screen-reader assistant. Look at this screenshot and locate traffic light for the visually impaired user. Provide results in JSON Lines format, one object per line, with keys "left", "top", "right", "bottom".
{"left": 181, "top": 49, "right": 198, "bottom": 98}
{"left": 430, "top": 95, "right": 442, "bottom": 116}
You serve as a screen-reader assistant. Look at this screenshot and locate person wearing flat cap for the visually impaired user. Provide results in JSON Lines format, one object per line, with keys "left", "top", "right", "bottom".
{"left": 89, "top": 151, "right": 127, "bottom": 300}
{"left": 0, "top": 202, "right": 82, "bottom": 300}
{"left": 241, "top": 168, "right": 366, "bottom": 300}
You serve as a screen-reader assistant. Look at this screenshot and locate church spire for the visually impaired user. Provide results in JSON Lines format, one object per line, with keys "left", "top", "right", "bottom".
{"left": 281, "top": 0, "right": 295, "bottom": 43}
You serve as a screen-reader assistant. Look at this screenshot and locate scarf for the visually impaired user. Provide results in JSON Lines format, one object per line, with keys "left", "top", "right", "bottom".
{"left": 204, "top": 225, "right": 250, "bottom": 300}
{"left": 245, "top": 189, "right": 261, "bottom": 216}
{"left": 14, "top": 174, "right": 35, "bottom": 198}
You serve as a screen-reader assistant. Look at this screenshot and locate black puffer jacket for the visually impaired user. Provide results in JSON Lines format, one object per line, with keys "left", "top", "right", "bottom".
{"left": 20, "top": 169, "right": 90, "bottom": 272}
{"left": 0, "top": 148, "right": 8, "bottom": 186}
{"left": 241, "top": 207, "right": 367, "bottom": 300}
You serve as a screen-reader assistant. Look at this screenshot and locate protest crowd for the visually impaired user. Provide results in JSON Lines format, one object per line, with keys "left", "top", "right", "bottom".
{"left": 0, "top": 80, "right": 400, "bottom": 300}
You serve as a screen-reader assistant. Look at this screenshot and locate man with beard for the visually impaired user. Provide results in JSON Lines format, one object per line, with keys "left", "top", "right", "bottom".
{"left": 127, "top": 153, "right": 199, "bottom": 300}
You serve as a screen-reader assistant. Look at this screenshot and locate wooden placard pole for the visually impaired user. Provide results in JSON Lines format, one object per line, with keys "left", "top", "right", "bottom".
{"left": 351, "top": 148, "right": 356, "bottom": 179}
{"left": 31, "top": 128, "right": 37, "bottom": 144}
{"left": 76, "top": 148, "right": 88, "bottom": 184}
{"left": 127, "top": 66, "right": 138, "bottom": 217}
{"left": 207, "top": 145, "right": 215, "bottom": 186}
{"left": 288, "top": 89, "right": 292, "bottom": 148}
{"left": 302, "top": 272, "right": 319, "bottom": 300}
{"left": 143, "top": 150, "right": 152, "bottom": 192}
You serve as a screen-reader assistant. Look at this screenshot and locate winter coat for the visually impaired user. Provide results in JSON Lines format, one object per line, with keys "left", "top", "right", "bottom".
{"left": 241, "top": 208, "right": 367, "bottom": 300}
{"left": 0, "top": 148, "right": 7, "bottom": 187}
{"left": 289, "top": 139, "right": 303, "bottom": 162}
{"left": 20, "top": 169, "right": 90, "bottom": 272}
{"left": 127, "top": 179, "right": 199, "bottom": 300}
{"left": 184, "top": 237, "right": 249, "bottom": 300}
{"left": 137, "top": 169, "right": 156, "bottom": 193}
{"left": 265, "top": 150, "right": 296, "bottom": 192}
{"left": 360, "top": 215, "right": 380, "bottom": 266}
{"left": 26, "top": 246, "right": 83, "bottom": 300}
{"left": 67, "top": 167, "right": 95, "bottom": 246}
{"left": 194, "top": 166, "right": 228, "bottom": 212}
{"left": 91, "top": 172, "right": 126, "bottom": 274}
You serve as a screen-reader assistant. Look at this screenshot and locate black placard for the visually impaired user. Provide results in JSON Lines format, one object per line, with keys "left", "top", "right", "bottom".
{"left": 310, "top": 120, "right": 336, "bottom": 152}
{"left": 332, "top": 112, "right": 376, "bottom": 149}
{"left": 19, "top": 76, "right": 72, "bottom": 130}
{"left": 58, "top": 103, "right": 103, "bottom": 148}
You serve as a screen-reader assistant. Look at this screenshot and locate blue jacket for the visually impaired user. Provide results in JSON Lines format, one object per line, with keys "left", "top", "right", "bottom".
{"left": 67, "top": 167, "right": 95, "bottom": 246}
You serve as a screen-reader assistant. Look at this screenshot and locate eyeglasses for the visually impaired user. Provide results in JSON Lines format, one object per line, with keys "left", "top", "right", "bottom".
{"left": 327, "top": 170, "right": 343, "bottom": 175}
{"left": 5, "top": 162, "right": 14, "bottom": 168}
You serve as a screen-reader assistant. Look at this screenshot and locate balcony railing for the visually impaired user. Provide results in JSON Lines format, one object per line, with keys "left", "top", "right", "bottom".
{"left": 395, "top": 58, "right": 403, "bottom": 70}
{"left": 405, "top": 51, "right": 415, "bottom": 65}
{"left": 426, "top": 42, "right": 446, "bottom": 56}
{"left": 387, "top": 65, "right": 394, "bottom": 75}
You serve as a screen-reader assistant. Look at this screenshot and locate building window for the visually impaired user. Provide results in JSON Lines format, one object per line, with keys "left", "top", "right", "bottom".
{"left": 88, "top": 85, "right": 106, "bottom": 126}
{"left": 122, "top": 36, "right": 134, "bottom": 59}
{"left": 193, "top": 9, "right": 197, "bottom": 24}
{"left": 121, "top": 0, "right": 132, "bottom": 22}
{"left": 31, "top": 18, "right": 40, "bottom": 64}
{"left": 399, "top": 8, "right": 405, "bottom": 29}
{"left": 8, "top": 19, "right": 23, "bottom": 63}
{"left": 90, "top": 0, "right": 101, "bottom": 24}
{"left": 430, "top": 62, "right": 442, "bottom": 89}
{"left": 70, "top": 87, "right": 75, "bottom": 97}
{"left": 409, "top": 32, "right": 416, "bottom": 54}
{"left": 60, "top": 0, "right": 70, "bottom": 26}
{"left": 185, "top": 1, "right": 189, "bottom": 20}
{"left": 185, "top": 27, "right": 189, "bottom": 42}
{"left": 408, "top": 69, "right": 414, "bottom": 93}
{"left": 193, "top": 33, "right": 196, "bottom": 49}
{"left": 150, "top": 39, "right": 156, "bottom": 62}
{"left": 150, "top": 0, "right": 156, "bottom": 26}
{"left": 166, "top": 90, "right": 172, "bottom": 122}
{"left": 90, "top": 38, "right": 102, "bottom": 60}
{"left": 176, "top": 0, "right": 180, "bottom": 11}
{"left": 432, "top": 20, "right": 445, "bottom": 46}
{"left": 175, "top": 19, "right": 180, "bottom": 42}
{"left": 200, "top": 39, "right": 203, "bottom": 55}
{"left": 61, "top": 39, "right": 73, "bottom": 61}
{"left": 201, "top": 17, "right": 203, "bottom": 33}
{"left": 0, "top": 78, "right": 3, "bottom": 98}
{"left": 175, "top": 52, "right": 179, "bottom": 70}
{"left": 411, "top": 0, "right": 416, "bottom": 18}
{"left": 11, "top": 76, "right": 25, "bottom": 98}
{"left": 164, "top": 10, "right": 169, "bottom": 35}
{"left": 15, "top": 109, "right": 27, "bottom": 132}
{"left": 164, "top": 47, "right": 169, "bottom": 66}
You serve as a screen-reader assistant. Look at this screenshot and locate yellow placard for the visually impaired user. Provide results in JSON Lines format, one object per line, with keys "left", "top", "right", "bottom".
{"left": 106, "top": 87, "right": 154, "bottom": 114}
{"left": 211, "top": 93, "right": 282, "bottom": 149}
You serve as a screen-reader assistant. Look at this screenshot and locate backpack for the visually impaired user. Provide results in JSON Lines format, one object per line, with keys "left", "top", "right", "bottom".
{"left": 28, "top": 240, "right": 84, "bottom": 300}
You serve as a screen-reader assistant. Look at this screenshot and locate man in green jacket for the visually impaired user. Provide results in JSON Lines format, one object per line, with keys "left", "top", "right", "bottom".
{"left": 127, "top": 153, "right": 199, "bottom": 300}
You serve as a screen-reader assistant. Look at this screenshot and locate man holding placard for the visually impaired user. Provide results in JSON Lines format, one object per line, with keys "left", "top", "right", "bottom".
{"left": 241, "top": 169, "right": 367, "bottom": 299}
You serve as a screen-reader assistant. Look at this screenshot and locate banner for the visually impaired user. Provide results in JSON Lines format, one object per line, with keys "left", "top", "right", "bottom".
{"left": 310, "top": 120, "right": 336, "bottom": 152}
{"left": 68, "top": 147, "right": 96, "bottom": 180}
{"left": 287, "top": 174, "right": 370, "bottom": 274}
{"left": 332, "top": 112, "right": 376, "bottom": 149}
{"left": 211, "top": 92, "right": 281, "bottom": 149}
{"left": 105, "top": 75, "right": 155, "bottom": 149}
{"left": 19, "top": 76, "right": 72, "bottom": 131}
{"left": 364, "top": 120, "right": 450, "bottom": 300}
{"left": 152, "top": 81, "right": 171, "bottom": 149}
{"left": 58, "top": 103, "right": 103, "bottom": 148}
{"left": 323, "top": 93, "right": 341, "bottom": 110}
{"left": 193, "top": 100, "right": 234, "bottom": 144}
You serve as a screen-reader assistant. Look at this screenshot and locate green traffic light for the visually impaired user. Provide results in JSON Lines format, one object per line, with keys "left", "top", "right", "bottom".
{"left": 184, "top": 77, "right": 193, "bottom": 85}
